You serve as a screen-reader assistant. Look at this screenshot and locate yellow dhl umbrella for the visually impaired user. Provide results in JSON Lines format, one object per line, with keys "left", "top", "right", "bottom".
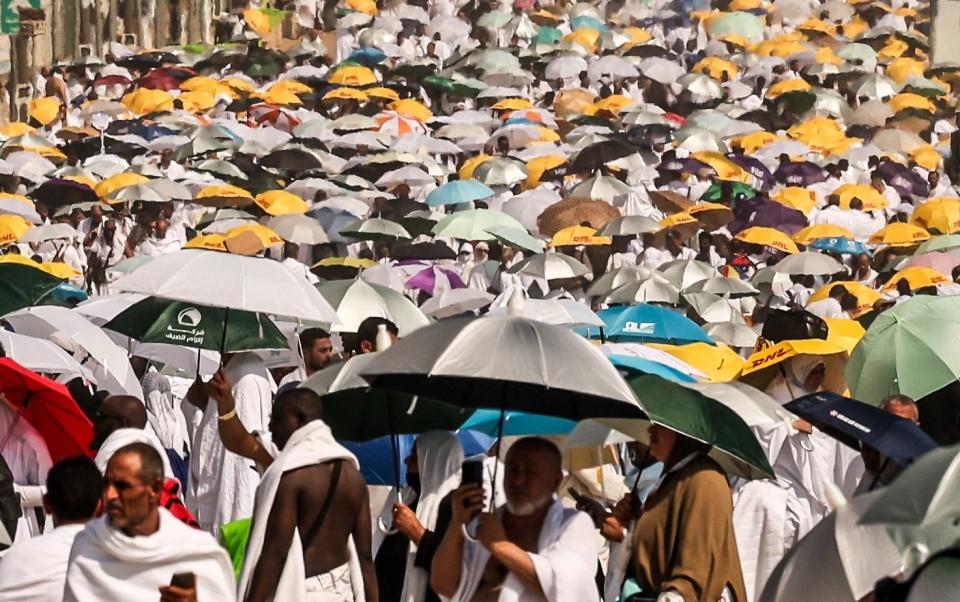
{"left": 195, "top": 184, "right": 255, "bottom": 206}
{"left": 389, "top": 99, "right": 433, "bottom": 123}
{"left": 178, "top": 90, "right": 217, "bottom": 113}
{"left": 718, "top": 34, "right": 751, "bottom": 49}
{"left": 492, "top": 98, "right": 534, "bottom": 111}
{"left": 879, "top": 37, "right": 909, "bottom": 60}
{"left": 39, "top": 261, "right": 81, "bottom": 278}
{"left": 95, "top": 173, "right": 149, "bottom": 198}
{"left": 736, "top": 131, "right": 780, "bottom": 154}
{"left": 347, "top": 0, "right": 378, "bottom": 15}
{"left": 824, "top": 318, "right": 867, "bottom": 353}
{"left": 756, "top": 40, "right": 809, "bottom": 58}
{"left": 883, "top": 266, "right": 950, "bottom": 291}
{"left": 886, "top": 57, "right": 926, "bottom": 84}
{"left": 816, "top": 47, "right": 843, "bottom": 65}
{"left": 809, "top": 282, "right": 880, "bottom": 318}
{"left": 593, "top": 94, "right": 634, "bottom": 114}
{"left": 891, "top": 93, "right": 936, "bottom": 114}
{"left": 912, "top": 197, "right": 960, "bottom": 234}
{"left": 324, "top": 87, "right": 369, "bottom": 102}
{"left": 792, "top": 223, "right": 855, "bottom": 244}
{"left": 328, "top": 65, "right": 377, "bottom": 87}
{"left": 181, "top": 76, "right": 222, "bottom": 93}
{"left": 691, "top": 151, "right": 749, "bottom": 182}
{"left": 459, "top": 154, "right": 493, "bottom": 180}
{"left": 366, "top": 87, "right": 400, "bottom": 101}
{"left": 270, "top": 79, "right": 313, "bottom": 96}
{"left": 0, "top": 192, "right": 33, "bottom": 206}
{"left": 221, "top": 78, "right": 256, "bottom": 96}
{"left": 254, "top": 190, "right": 309, "bottom": 216}
{"left": 688, "top": 203, "right": 734, "bottom": 230}
{"left": 741, "top": 338, "right": 846, "bottom": 376}
{"left": 799, "top": 18, "right": 835, "bottom": 35}
{"left": 772, "top": 187, "right": 817, "bottom": 215}
{"left": 767, "top": 79, "right": 812, "bottom": 99}
{"left": 0, "top": 214, "right": 32, "bottom": 244}
{"left": 623, "top": 27, "right": 652, "bottom": 45}
{"left": 223, "top": 224, "right": 284, "bottom": 255}
{"left": 563, "top": 28, "right": 600, "bottom": 52}
{"left": 526, "top": 155, "right": 566, "bottom": 188}
{"left": 253, "top": 87, "right": 303, "bottom": 106}
{"left": 787, "top": 116, "right": 846, "bottom": 145}
{"left": 550, "top": 225, "right": 612, "bottom": 247}
{"left": 729, "top": 0, "right": 762, "bottom": 10}
{"left": 735, "top": 226, "right": 800, "bottom": 254}
{"left": 29, "top": 97, "right": 61, "bottom": 126}
{"left": 659, "top": 211, "right": 700, "bottom": 235}
{"left": 122, "top": 88, "right": 174, "bottom": 115}
{"left": 647, "top": 341, "right": 745, "bottom": 382}
{"left": 0, "top": 254, "right": 46, "bottom": 270}
{"left": 692, "top": 57, "right": 739, "bottom": 80}
{"left": 313, "top": 256, "right": 376, "bottom": 269}
{"left": 0, "top": 122, "right": 35, "bottom": 138}
{"left": 242, "top": 8, "right": 271, "bottom": 36}
{"left": 184, "top": 233, "right": 227, "bottom": 251}
{"left": 62, "top": 175, "right": 98, "bottom": 188}
{"left": 868, "top": 222, "right": 931, "bottom": 246}
{"left": 841, "top": 17, "right": 869, "bottom": 39}
{"left": 911, "top": 145, "right": 942, "bottom": 171}
{"left": 833, "top": 183, "right": 889, "bottom": 211}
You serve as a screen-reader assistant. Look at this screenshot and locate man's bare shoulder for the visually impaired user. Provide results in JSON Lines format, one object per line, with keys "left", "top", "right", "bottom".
{"left": 279, "top": 460, "right": 367, "bottom": 493}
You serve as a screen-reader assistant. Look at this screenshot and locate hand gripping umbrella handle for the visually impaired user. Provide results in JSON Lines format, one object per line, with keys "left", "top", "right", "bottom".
{"left": 461, "top": 522, "right": 479, "bottom": 543}
{"left": 378, "top": 515, "right": 398, "bottom": 535}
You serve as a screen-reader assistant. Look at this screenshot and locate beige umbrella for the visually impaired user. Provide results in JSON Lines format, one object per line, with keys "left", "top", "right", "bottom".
{"left": 537, "top": 197, "right": 621, "bottom": 237}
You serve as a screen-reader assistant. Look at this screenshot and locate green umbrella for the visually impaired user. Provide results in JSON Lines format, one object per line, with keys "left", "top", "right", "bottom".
{"left": 700, "top": 181, "right": 756, "bottom": 202}
{"left": 104, "top": 297, "right": 288, "bottom": 352}
{"left": 600, "top": 375, "right": 775, "bottom": 479}
{"left": 339, "top": 217, "right": 412, "bottom": 242}
{"left": 301, "top": 352, "right": 471, "bottom": 441}
{"left": 773, "top": 91, "right": 817, "bottom": 115}
{"left": 0, "top": 264, "right": 64, "bottom": 316}
{"left": 422, "top": 75, "right": 484, "bottom": 98}
{"left": 400, "top": 210, "right": 440, "bottom": 237}
{"left": 477, "top": 10, "right": 512, "bottom": 29}
{"left": 705, "top": 11, "right": 764, "bottom": 42}
{"left": 532, "top": 26, "right": 562, "bottom": 45}
{"left": 316, "top": 279, "right": 430, "bottom": 335}
{"left": 915, "top": 234, "right": 960, "bottom": 254}
{"left": 431, "top": 209, "right": 526, "bottom": 240}
{"left": 846, "top": 296, "right": 960, "bottom": 404}
{"left": 484, "top": 225, "right": 544, "bottom": 254}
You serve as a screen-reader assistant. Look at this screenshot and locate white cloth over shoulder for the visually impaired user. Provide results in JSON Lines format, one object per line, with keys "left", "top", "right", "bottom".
{"left": 238, "top": 419, "right": 365, "bottom": 602}
{"left": 449, "top": 500, "right": 600, "bottom": 602}
{"left": 0, "top": 523, "right": 83, "bottom": 602}
{"left": 63, "top": 508, "right": 235, "bottom": 602}
{"left": 93, "top": 427, "right": 173, "bottom": 480}
{"left": 0, "top": 403, "right": 53, "bottom": 539}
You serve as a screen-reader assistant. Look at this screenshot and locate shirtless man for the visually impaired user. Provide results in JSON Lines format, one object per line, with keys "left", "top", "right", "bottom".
{"left": 205, "top": 374, "right": 377, "bottom": 602}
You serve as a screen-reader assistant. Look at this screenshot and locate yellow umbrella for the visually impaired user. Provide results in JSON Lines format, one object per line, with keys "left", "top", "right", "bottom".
{"left": 809, "top": 282, "right": 880, "bottom": 318}
{"left": 254, "top": 87, "right": 303, "bottom": 106}
{"left": 347, "top": 0, "right": 378, "bottom": 15}
{"left": 787, "top": 116, "right": 846, "bottom": 145}
{"left": 767, "top": 79, "right": 812, "bottom": 98}
{"left": 389, "top": 98, "right": 433, "bottom": 123}
{"left": 492, "top": 98, "right": 534, "bottom": 111}
{"left": 195, "top": 184, "right": 255, "bottom": 205}
{"left": 792, "top": 223, "right": 855, "bottom": 244}
{"left": 535, "top": 127, "right": 560, "bottom": 143}
{"left": 328, "top": 65, "right": 377, "bottom": 87}
{"left": 459, "top": 154, "right": 492, "bottom": 180}
{"left": 39, "top": 261, "right": 81, "bottom": 279}
{"left": 911, "top": 145, "right": 942, "bottom": 171}
{"left": 550, "top": 225, "right": 612, "bottom": 247}
{"left": 886, "top": 57, "right": 926, "bottom": 84}
{"left": 659, "top": 211, "right": 699, "bottom": 233}
{"left": 184, "top": 233, "right": 227, "bottom": 251}
{"left": 122, "top": 88, "right": 174, "bottom": 115}
{"left": 772, "top": 187, "right": 817, "bottom": 215}
{"left": 563, "top": 28, "right": 600, "bottom": 52}
{"left": 691, "top": 151, "right": 749, "bottom": 182}
{"left": 221, "top": 78, "right": 256, "bottom": 96}
{"left": 890, "top": 93, "right": 936, "bottom": 114}
{"left": 95, "top": 173, "right": 149, "bottom": 198}
{"left": 623, "top": 27, "right": 652, "bottom": 46}
{"left": 323, "top": 87, "right": 369, "bottom": 102}
{"left": 223, "top": 224, "right": 284, "bottom": 256}
{"left": 366, "top": 87, "right": 400, "bottom": 101}
{"left": 270, "top": 79, "right": 313, "bottom": 96}
{"left": 313, "top": 256, "right": 376, "bottom": 269}
{"left": 0, "top": 122, "right": 35, "bottom": 137}
{"left": 729, "top": 0, "right": 762, "bottom": 10}
{"left": 882, "top": 266, "right": 950, "bottom": 290}
{"left": 741, "top": 339, "right": 846, "bottom": 376}
{"left": 757, "top": 40, "right": 810, "bottom": 58}
{"left": 28, "top": 97, "right": 61, "bottom": 126}
{"left": 525, "top": 155, "right": 566, "bottom": 188}
{"left": 833, "top": 183, "right": 889, "bottom": 211}
{"left": 692, "top": 56, "right": 739, "bottom": 80}
{"left": 816, "top": 47, "right": 843, "bottom": 65}
{"left": 593, "top": 94, "right": 634, "bottom": 114}
{"left": 735, "top": 226, "right": 800, "bottom": 254}
{"left": 647, "top": 342, "right": 745, "bottom": 382}
{"left": 0, "top": 214, "right": 31, "bottom": 244}
{"left": 178, "top": 90, "right": 217, "bottom": 113}
{"left": 879, "top": 37, "right": 909, "bottom": 60}
{"left": 799, "top": 18, "right": 835, "bottom": 35}
{"left": 0, "top": 192, "right": 33, "bottom": 206}
{"left": 62, "top": 175, "right": 98, "bottom": 188}
{"left": 242, "top": 8, "right": 271, "bottom": 36}
{"left": 868, "top": 222, "right": 931, "bottom": 246}
{"left": 736, "top": 131, "right": 780, "bottom": 154}
{"left": 912, "top": 198, "right": 960, "bottom": 234}
{"left": 824, "top": 318, "right": 867, "bottom": 353}
{"left": 254, "top": 190, "right": 309, "bottom": 216}
{"left": 0, "top": 254, "right": 41, "bottom": 268}
{"left": 718, "top": 34, "right": 751, "bottom": 49}
{"left": 181, "top": 76, "right": 222, "bottom": 93}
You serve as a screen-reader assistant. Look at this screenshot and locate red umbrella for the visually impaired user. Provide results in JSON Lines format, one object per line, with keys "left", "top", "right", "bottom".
{"left": 0, "top": 358, "right": 93, "bottom": 463}
{"left": 93, "top": 74, "right": 132, "bottom": 88}
{"left": 248, "top": 103, "right": 302, "bottom": 133}
{"left": 136, "top": 67, "right": 196, "bottom": 91}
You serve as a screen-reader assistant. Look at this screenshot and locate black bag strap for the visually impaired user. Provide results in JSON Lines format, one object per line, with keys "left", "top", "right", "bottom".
{"left": 303, "top": 459, "right": 343, "bottom": 543}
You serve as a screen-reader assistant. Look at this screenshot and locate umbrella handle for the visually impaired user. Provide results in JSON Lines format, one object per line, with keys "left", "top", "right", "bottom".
{"left": 377, "top": 516, "right": 398, "bottom": 535}
{"left": 461, "top": 522, "right": 480, "bottom": 543}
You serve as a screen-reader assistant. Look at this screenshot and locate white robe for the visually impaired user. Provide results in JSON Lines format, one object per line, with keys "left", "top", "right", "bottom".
{"left": 188, "top": 353, "right": 272, "bottom": 535}
{"left": 63, "top": 508, "right": 236, "bottom": 602}
{"left": 0, "top": 404, "right": 52, "bottom": 540}
{"left": 450, "top": 500, "right": 600, "bottom": 602}
{"left": 238, "top": 420, "right": 365, "bottom": 602}
{"left": 0, "top": 523, "right": 83, "bottom": 601}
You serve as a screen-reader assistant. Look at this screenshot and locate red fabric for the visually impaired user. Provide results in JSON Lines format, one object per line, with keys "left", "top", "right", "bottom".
{"left": 0, "top": 358, "right": 93, "bottom": 462}
{"left": 161, "top": 479, "right": 200, "bottom": 529}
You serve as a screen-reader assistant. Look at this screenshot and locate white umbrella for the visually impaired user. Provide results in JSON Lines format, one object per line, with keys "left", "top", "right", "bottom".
{"left": 683, "top": 292, "right": 742, "bottom": 323}
{"left": 545, "top": 56, "right": 588, "bottom": 79}
{"left": 0, "top": 330, "right": 93, "bottom": 382}
{"left": 112, "top": 249, "right": 339, "bottom": 323}
{"left": 599, "top": 215, "right": 661, "bottom": 237}
{"left": 605, "top": 279, "right": 681, "bottom": 305}
{"left": 488, "top": 297, "right": 604, "bottom": 328}
{"left": 18, "top": 223, "right": 79, "bottom": 243}
{"left": 659, "top": 259, "right": 719, "bottom": 290}
{"left": 502, "top": 188, "right": 563, "bottom": 233}
{"left": 569, "top": 175, "right": 633, "bottom": 201}
{"left": 685, "top": 276, "right": 759, "bottom": 297}
{"left": 420, "top": 288, "right": 495, "bottom": 319}
{"left": 267, "top": 214, "right": 330, "bottom": 245}
{"left": 508, "top": 252, "right": 590, "bottom": 280}
{"left": 2, "top": 306, "right": 143, "bottom": 399}
{"left": 316, "top": 278, "right": 430, "bottom": 335}
{"left": 587, "top": 55, "right": 639, "bottom": 80}
{"left": 0, "top": 198, "right": 41, "bottom": 223}
{"left": 599, "top": 342, "right": 707, "bottom": 380}
{"left": 375, "top": 166, "right": 435, "bottom": 187}
{"left": 472, "top": 158, "right": 527, "bottom": 186}
{"left": 774, "top": 252, "right": 845, "bottom": 276}
{"left": 704, "top": 322, "right": 759, "bottom": 348}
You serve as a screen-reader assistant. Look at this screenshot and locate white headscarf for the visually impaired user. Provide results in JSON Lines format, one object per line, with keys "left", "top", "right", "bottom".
{"left": 764, "top": 355, "right": 825, "bottom": 404}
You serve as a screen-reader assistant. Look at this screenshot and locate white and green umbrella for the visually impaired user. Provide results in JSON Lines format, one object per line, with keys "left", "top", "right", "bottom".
{"left": 431, "top": 209, "right": 526, "bottom": 240}
{"left": 340, "top": 216, "right": 412, "bottom": 242}
{"left": 316, "top": 279, "right": 430, "bottom": 335}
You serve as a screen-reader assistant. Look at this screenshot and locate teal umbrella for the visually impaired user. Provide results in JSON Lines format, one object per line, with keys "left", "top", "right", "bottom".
{"left": 104, "top": 297, "right": 288, "bottom": 352}
{"left": 460, "top": 409, "right": 575, "bottom": 436}
{"left": 532, "top": 26, "right": 562, "bottom": 45}
{"left": 571, "top": 15, "right": 607, "bottom": 31}
{"left": 705, "top": 11, "right": 765, "bottom": 42}
{"left": 0, "top": 264, "right": 64, "bottom": 316}
{"left": 426, "top": 179, "right": 495, "bottom": 207}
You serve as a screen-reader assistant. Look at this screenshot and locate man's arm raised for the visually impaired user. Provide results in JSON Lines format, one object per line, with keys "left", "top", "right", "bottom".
{"left": 205, "top": 369, "right": 275, "bottom": 467}
{"left": 245, "top": 474, "right": 299, "bottom": 602}
{"left": 430, "top": 484, "right": 485, "bottom": 597}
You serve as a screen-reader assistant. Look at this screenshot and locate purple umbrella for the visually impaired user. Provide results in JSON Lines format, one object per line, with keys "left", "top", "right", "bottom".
{"left": 727, "top": 154, "right": 774, "bottom": 191}
{"left": 728, "top": 197, "right": 807, "bottom": 235}
{"left": 405, "top": 265, "right": 466, "bottom": 296}
{"left": 659, "top": 157, "right": 715, "bottom": 176}
{"left": 773, "top": 161, "right": 826, "bottom": 187}
{"left": 876, "top": 161, "right": 928, "bottom": 199}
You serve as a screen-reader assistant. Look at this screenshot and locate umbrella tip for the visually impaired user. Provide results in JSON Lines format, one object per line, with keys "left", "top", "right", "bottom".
{"left": 507, "top": 288, "right": 525, "bottom": 316}
{"left": 375, "top": 323, "right": 393, "bottom": 352}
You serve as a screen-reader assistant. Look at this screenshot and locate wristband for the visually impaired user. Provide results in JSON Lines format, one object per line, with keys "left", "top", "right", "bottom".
{"left": 218, "top": 408, "right": 238, "bottom": 421}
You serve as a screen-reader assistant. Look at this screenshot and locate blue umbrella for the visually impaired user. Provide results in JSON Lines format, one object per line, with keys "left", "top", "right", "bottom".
{"left": 348, "top": 47, "right": 387, "bottom": 66}
{"left": 311, "top": 206, "right": 358, "bottom": 244}
{"left": 49, "top": 283, "right": 88, "bottom": 305}
{"left": 571, "top": 15, "right": 607, "bottom": 31}
{"left": 810, "top": 236, "right": 870, "bottom": 256}
{"left": 460, "top": 409, "right": 575, "bottom": 437}
{"left": 607, "top": 355, "right": 697, "bottom": 383}
{"left": 532, "top": 27, "right": 562, "bottom": 45}
{"left": 503, "top": 117, "right": 541, "bottom": 127}
{"left": 342, "top": 434, "right": 416, "bottom": 486}
{"left": 456, "top": 429, "right": 496, "bottom": 457}
{"left": 426, "top": 179, "right": 495, "bottom": 208}
{"left": 785, "top": 392, "right": 937, "bottom": 465}
{"left": 587, "top": 304, "right": 715, "bottom": 345}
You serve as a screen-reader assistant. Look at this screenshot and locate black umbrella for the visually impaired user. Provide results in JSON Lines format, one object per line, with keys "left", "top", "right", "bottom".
{"left": 33, "top": 178, "right": 98, "bottom": 207}
{"left": 570, "top": 139, "right": 638, "bottom": 172}
{"left": 115, "top": 51, "right": 180, "bottom": 70}
{"left": 391, "top": 241, "right": 457, "bottom": 261}
{"left": 625, "top": 124, "right": 675, "bottom": 148}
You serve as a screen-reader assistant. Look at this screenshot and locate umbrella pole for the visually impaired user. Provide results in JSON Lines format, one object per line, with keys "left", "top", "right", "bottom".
{"left": 377, "top": 401, "right": 402, "bottom": 535}
{"left": 0, "top": 393, "right": 28, "bottom": 456}
{"left": 488, "top": 404, "right": 506, "bottom": 512}
{"left": 219, "top": 307, "right": 231, "bottom": 366}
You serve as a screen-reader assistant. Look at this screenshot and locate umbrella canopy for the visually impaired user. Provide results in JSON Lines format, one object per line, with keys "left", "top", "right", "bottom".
{"left": 432, "top": 209, "right": 525, "bottom": 240}
{"left": 460, "top": 409, "right": 575, "bottom": 436}
{"left": 425, "top": 180, "right": 494, "bottom": 207}
{"left": 300, "top": 352, "right": 470, "bottom": 441}
{"left": 593, "top": 304, "right": 715, "bottom": 345}
{"left": 340, "top": 217, "right": 412, "bottom": 242}
{"left": 266, "top": 214, "right": 330, "bottom": 245}
{"left": 0, "top": 263, "right": 64, "bottom": 316}
{"left": 0, "top": 358, "right": 93, "bottom": 462}
{"left": 316, "top": 279, "right": 430, "bottom": 335}
{"left": 774, "top": 252, "right": 845, "bottom": 276}
{"left": 508, "top": 252, "right": 590, "bottom": 280}
{"left": 113, "top": 249, "right": 339, "bottom": 323}
{"left": 361, "top": 314, "right": 645, "bottom": 419}
{"left": 606, "top": 278, "right": 680, "bottom": 305}
{"left": 537, "top": 197, "right": 621, "bottom": 237}
{"left": 420, "top": 288, "right": 495, "bottom": 319}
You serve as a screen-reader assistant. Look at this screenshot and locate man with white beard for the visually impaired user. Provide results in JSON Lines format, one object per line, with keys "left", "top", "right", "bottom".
{"left": 430, "top": 437, "right": 599, "bottom": 602}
